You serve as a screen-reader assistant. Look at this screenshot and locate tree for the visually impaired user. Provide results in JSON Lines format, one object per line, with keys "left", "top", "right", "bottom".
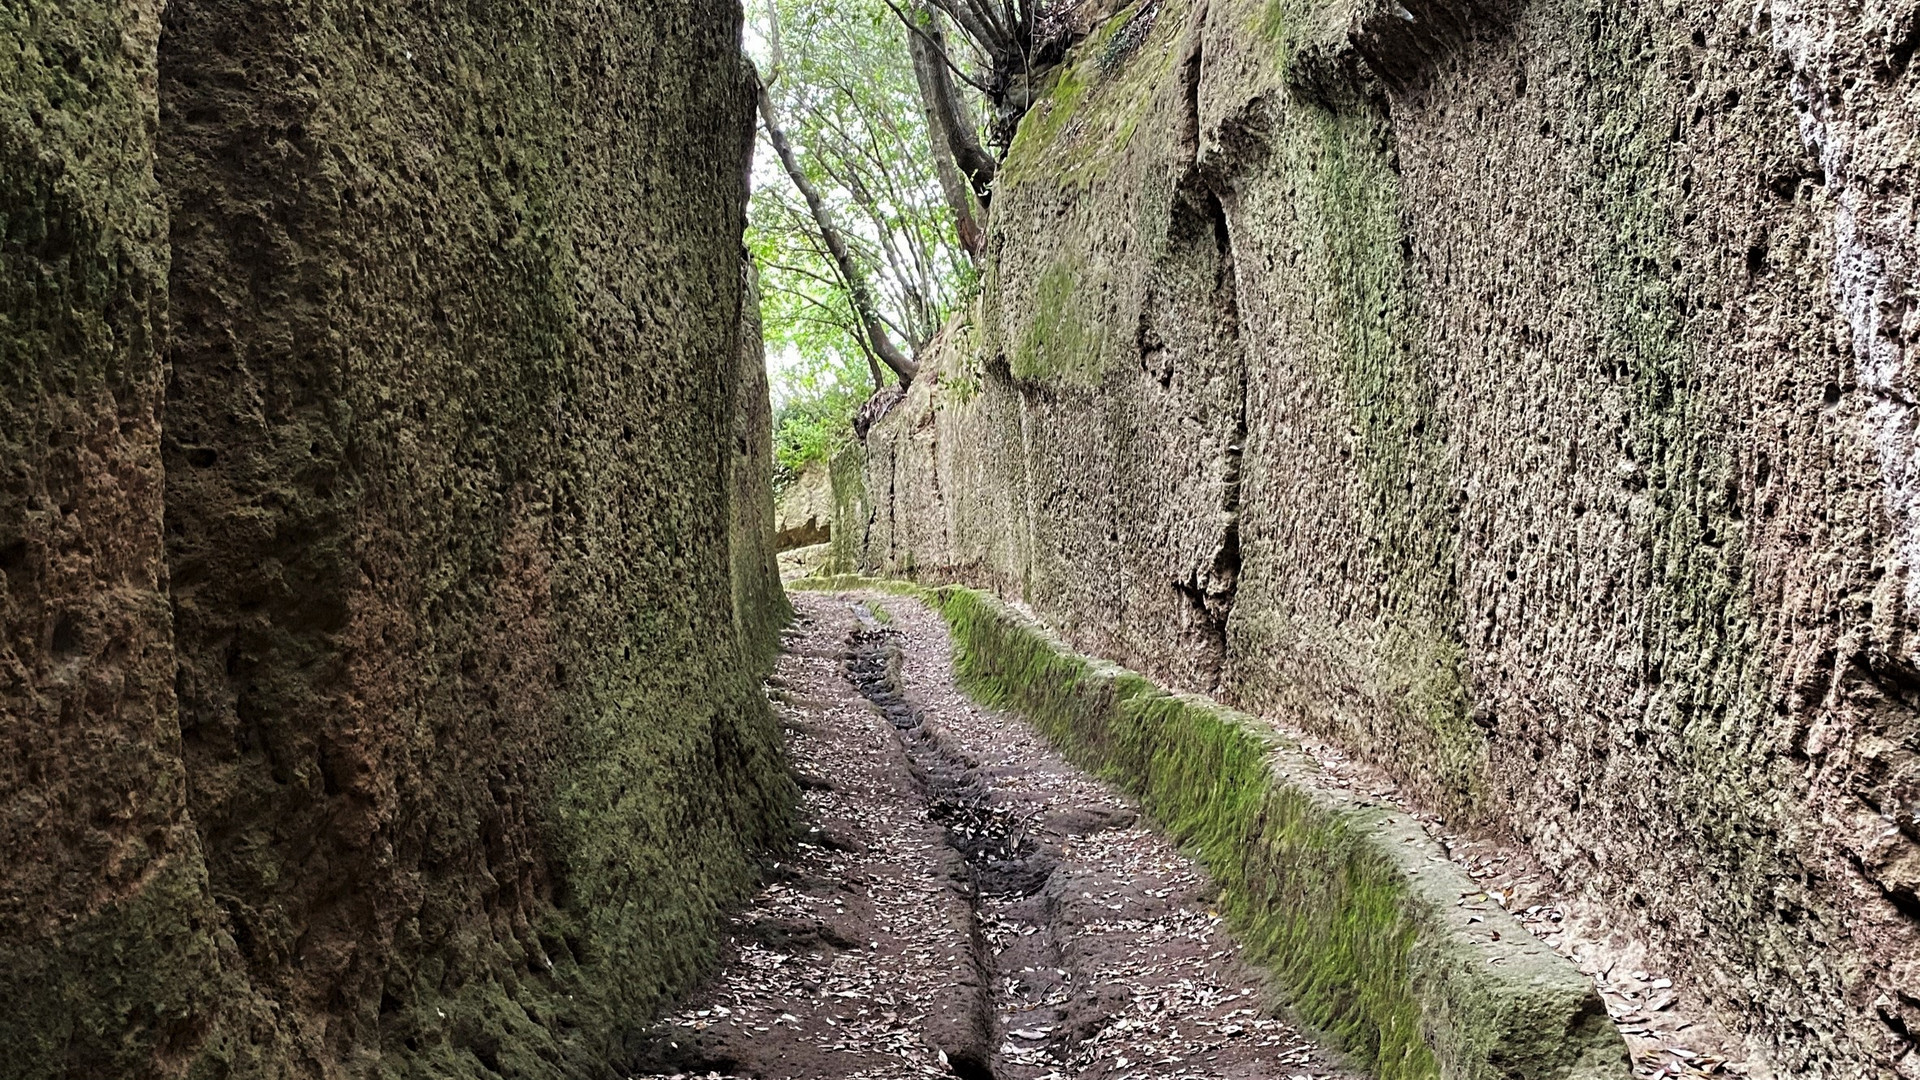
{"left": 749, "top": 0, "right": 985, "bottom": 467}
{"left": 905, "top": 2, "right": 997, "bottom": 233}
{"left": 755, "top": 71, "right": 920, "bottom": 388}
{"left": 749, "top": 0, "right": 984, "bottom": 369}
{"left": 884, "top": 0, "right": 1044, "bottom": 148}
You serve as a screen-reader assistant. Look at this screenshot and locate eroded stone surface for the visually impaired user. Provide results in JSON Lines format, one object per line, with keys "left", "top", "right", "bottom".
{"left": 778, "top": 460, "right": 838, "bottom": 552}
{"left": 2, "top": 2, "right": 792, "bottom": 1074}
{"left": 0, "top": 1, "right": 230, "bottom": 1072}
{"left": 847, "top": 1, "right": 1920, "bottom": 1074}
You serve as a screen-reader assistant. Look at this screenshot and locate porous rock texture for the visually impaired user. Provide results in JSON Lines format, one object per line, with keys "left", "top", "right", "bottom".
{"left": 0, "top": 0, "right": 229, "bottom": 1073}
{"left": 773, "top": 458, "right": 834, "bottom": 552}
{"left": 1, "top": 0, "right": 792, "bottom": 1076}
{"left": 850, "top": 0, "right": 1920, "bottom": 1074}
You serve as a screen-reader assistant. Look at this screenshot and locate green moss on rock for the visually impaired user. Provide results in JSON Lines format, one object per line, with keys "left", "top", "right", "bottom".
{"left": 0, "top": 855, "right": 236, "bottom": 1078}
{"left": 735, "top": 265, "right": 796, "bottom": 669}
{"left": 1012, "top": 260, "right": 1104, "bottom": 384}
{"left": 4, "top": 0, "right": 796, "bottom": 1075}
{"left": 890, "top": 582, "right": 1628, "bottom": 1080}
{"left": 999, "top": 2, "right": 1175, "bottom": 189}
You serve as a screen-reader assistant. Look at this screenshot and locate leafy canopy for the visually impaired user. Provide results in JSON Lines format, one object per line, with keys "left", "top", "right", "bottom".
{"left": 749, "top": 0, "right": 983, "bottom": 476}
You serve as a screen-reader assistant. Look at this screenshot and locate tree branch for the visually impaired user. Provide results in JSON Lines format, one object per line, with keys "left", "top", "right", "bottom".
{"left": 906, "top": 4, "right": 999, "bottom": 206}
{"left": 764, "top": 0, "right": 785, "bottom": 82}
{"left": 880, "top": 0, "right": 997, "bottom": 95}
{"left": 754, "top": 63, "right": 919, "bottom": 387}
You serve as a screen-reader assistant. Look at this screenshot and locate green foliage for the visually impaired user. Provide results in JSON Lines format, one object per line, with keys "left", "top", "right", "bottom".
{"left": 749, "top": 0, "right": 976, "bottom": 352}
{"left": 771, "top": 369, "right": 866, "bottom": 484}
{"left": 750, "top": 0, "right": 987, "bottom": 480}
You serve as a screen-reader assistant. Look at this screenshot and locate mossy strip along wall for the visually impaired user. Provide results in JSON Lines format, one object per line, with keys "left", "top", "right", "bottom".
{"left": 793, "top": 578, "right": 1629, "bottom": 1080}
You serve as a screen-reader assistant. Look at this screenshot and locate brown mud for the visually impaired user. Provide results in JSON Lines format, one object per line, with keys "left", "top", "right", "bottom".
{"left": 628, "top": 591, "right": 1360, "bottom": 1080}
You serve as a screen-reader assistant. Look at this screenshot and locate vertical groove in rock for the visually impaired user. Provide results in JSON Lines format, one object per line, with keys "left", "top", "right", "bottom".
{"left": 843, "top": 0, "right": 1920, "bottom": 1072}
{"left": 0, "top": 0, "right": 234, "bottom": 1072}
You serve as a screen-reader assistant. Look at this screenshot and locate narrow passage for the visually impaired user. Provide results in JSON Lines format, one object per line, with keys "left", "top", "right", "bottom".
{"left": 629, "top": 592, "right": 1360, "bottom": 1080}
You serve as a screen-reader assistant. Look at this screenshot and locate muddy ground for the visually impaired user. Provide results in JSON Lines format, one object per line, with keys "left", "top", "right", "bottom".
{"left": 627, "top": 591, "right": 1358, "bottom": 1080}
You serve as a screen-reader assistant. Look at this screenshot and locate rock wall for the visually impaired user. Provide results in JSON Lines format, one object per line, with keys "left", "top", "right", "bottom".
{"left": 737, "top": 266, "right": 794, "bottom": 663}
{"left": 0, "top": 0, "right": 791, "bottom": 1075}
{"left": 852, "top": 0, "right": 1920, "bottom": 1074}
{"left": 0, "top": 0, "right": 234, "bottom": 1072}
{"left": 774, "top": 459, "right": 835, "bottom": 552}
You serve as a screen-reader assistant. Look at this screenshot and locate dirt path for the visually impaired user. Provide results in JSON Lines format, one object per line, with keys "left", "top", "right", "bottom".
{"left": 628, "top": 591, "right": 1360, "bottom": 1080}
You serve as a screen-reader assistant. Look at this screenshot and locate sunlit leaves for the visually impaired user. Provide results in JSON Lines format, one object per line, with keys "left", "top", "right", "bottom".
{"left": 749, "top": 0, "right": 981, "bottom": 471}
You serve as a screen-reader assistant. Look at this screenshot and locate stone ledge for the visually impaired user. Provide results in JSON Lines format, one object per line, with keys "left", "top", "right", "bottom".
{"left": 1286, "top": 0, "right": 1521, "bottom": 106}
{"left": 792, "top": 576, "right": 1628, "bottom": 1080}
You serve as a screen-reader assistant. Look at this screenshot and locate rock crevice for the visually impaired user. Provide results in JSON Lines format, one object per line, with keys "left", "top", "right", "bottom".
{"left": 841, "top": 0, "right": 1920, "bottom": 1073}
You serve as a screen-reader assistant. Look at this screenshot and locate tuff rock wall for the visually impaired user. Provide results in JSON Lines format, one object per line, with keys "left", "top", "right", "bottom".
{"left": 0, "top": 0, "right": 791, "bottom": 1075}
{"left": 853, "top": 0, "right": 1920, "bottom": 1074}
{"left": 0, "top": 0, "right": 221, "bottom": 1072}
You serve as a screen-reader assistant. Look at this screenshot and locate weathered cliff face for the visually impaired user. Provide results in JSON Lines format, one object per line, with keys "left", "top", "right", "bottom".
{"left": 1, "top": 0, "right": 790, "bottom": 1075}
{"left": 737, "top": 266, "right": 794, "bottom": 657}
{"left": 853, "top": 0, "right": 1920, "bottom": 1074}
{"left": 774, "top": 460, "right": 835, "bottom": 552}
{"left": 0, "top": 0, "right": 235, "bottom": 1072}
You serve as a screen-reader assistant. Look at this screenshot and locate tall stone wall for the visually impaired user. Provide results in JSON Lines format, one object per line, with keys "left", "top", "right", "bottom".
{"left": 0, "top": 0, "right": 238, "bottom": 1073}
{"left": 854, "top": 0, "right": 1920, "bottom": 1073}
{"left": 0, "top": 0, "right": 791, "bottom": 1075}
{"left": 737, "top": 265, "right": 795, "bottom": 658}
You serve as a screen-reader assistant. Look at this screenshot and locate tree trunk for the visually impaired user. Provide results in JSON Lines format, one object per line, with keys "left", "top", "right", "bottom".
{"left": 908, "top": 7, "right": 987, "bottom": 259}
{"left": 754, "top": 70, "right": 920, "bottom": 388}
{"left": 906, "top": 4, "right": 1000, "bottom": 208}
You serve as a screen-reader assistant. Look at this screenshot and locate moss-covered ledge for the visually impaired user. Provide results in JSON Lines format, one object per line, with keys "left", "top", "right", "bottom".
{"left": 793, "top": 576, "right": 1627, "bottom": 1080}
